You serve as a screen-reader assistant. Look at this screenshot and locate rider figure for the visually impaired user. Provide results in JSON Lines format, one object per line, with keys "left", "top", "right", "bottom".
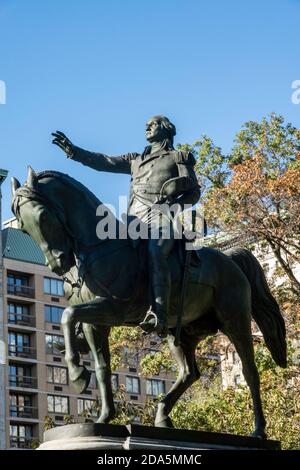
{"left": 52, "top": 116, "right": 200, "bottom": 336}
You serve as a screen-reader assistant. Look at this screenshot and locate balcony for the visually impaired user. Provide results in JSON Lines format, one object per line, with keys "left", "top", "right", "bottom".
{"left": 7, "top": 284, "right": 35, "bottom": 299}
{"left": 8, "top": 313, "right": 36, "bottom": 328}
{"left": 8, "top": 344, "right": 36, "bottom": 359}
{"left": 10, "top": 405, "right": 38, "bottom": 419}
{"left": 9, "top": 375, "right": 37, "bottom": 389}
{"left": 10, "top": 436, "right": 36, "bottom": 449}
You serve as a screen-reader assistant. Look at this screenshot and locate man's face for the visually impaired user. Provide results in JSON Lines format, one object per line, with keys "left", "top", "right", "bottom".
{"left": 145, "top": 118, "right": 165, "bottom": 143}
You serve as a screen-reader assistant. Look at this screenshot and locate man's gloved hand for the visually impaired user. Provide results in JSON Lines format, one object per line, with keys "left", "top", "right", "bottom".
{"left": 52, "top": 131, "right": 75, "bottom": 158}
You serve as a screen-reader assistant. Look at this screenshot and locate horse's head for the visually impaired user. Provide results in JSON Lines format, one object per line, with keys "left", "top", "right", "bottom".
{"left": 11, "top": 166, "right": 75, "bottom": 276}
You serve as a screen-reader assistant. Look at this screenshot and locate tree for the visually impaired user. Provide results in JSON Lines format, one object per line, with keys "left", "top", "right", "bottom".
{"left": 179, "top": 114, "right": 300, "bottom": 294}
{"left": 173, "top": 114, "right": 300, "bottom": 448}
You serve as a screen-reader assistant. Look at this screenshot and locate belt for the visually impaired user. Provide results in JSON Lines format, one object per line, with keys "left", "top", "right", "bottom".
{"left": 133, "top": 183, "right": 160, "bottom": 196}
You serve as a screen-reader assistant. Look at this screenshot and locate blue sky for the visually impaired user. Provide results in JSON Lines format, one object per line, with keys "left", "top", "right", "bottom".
{"left": 0, "top": 0, "right": 299, "bottom": 222}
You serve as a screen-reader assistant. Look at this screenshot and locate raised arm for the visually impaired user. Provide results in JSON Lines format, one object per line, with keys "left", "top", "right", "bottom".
{"left": 52, "top": 131, "right": 134, "bottom": 175}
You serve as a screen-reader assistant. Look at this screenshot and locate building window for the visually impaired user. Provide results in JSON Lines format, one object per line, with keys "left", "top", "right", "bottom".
{"left": 9, "top": 364, "right": 34, "bottom": 388}
{"left": 10, "top": 424, "right": 33, "bottom": 449}
{"left": 88, "top": 372, "right": 97, "bottom": 389}
{"left": 44, "top": 305, "right": 64, "bottom": 324}
{"left": 9, "top": 394, "right": 33, "bottom": 418}
{"left": 111, "top": 374, "right": 119, "bottom": 392}
{"left": 47, "top": 366, "right": 68, "bottom": 385}
{"left": 47, "top": 395, "right": 69, "bottom": 414}
{"left": 123, "top": 346, "right": 139, "bottom": 367}
{"left": 45, "top": 334, "right": 64, "bottom": 355}
{"left": 234, "top": 374, "right": 242, "bottom": 386}
{"left": 125, "top": 376, "right": 140, "bottom": 394}
{"left": 8, "top": 332, "right": 31, "bottom": 357}
{"left": 146, "top": 379, "right": 165, "bottom": 396}
{"left": 8, "top": 303, "right": 30, "bottom": 324}
{"left": 7, "top": 273, "right": 30, "bottom": 296}
{"left": 77, "top": 398, "right": 97, "bottom": 416}
{"left": 44, "top": 277, "right": 64, "bottom": 297}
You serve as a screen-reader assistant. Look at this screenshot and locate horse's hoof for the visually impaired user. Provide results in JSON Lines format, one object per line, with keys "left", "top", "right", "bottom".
{"left": 251, "top": 430, "right": 267, "bottom": 439}
{"left": 155, "top": 417, "right": 174, "bottom": 428}
{"left": 96, "top": 409, "right": 116, "bottom": 424}
{"left": 71, "top": 366, "right": 91, "bottom": 394}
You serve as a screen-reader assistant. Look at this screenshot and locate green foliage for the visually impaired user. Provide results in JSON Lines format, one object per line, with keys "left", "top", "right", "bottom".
{"left": 109, "top": 326, "right": 146, "bottom": 370}
{"left": 109, "top": 385, "right": 157, "bottom": 426}
{"left": 30, "top": 438, "right": 40, "bottom": 449}
{"left": 140, "top": 347, "right": 175, "bottom": 376}
{"left": 229, "top": 113, "right": 300, "bottom": 171}
{"left": 63, "top": 414, "right": 75, "bottom": 425}
{"left": 178, "top": 136, "right": 229, "bottom": 194}
{"left": 44, "top": 415, "right": 56, "bottom": 431}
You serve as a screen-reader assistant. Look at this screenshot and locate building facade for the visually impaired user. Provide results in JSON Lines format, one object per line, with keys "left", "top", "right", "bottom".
{"left": 0, "top": 222, "right": 174, "bottom": 449}
{"left": 0, "top": 169, "right": 8, "bottom": 450}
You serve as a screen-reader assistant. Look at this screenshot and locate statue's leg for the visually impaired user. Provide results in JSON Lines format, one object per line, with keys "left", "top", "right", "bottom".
{"left": 61, "top": 297, "right": 123, "bottom": 394}
{"left": 225, "top": 327, "right": 266, "bottom": 438}
{"left": 82, "top": 324, "right": 115, "bottom": 423}
{"left": 155, "top": 330, "right": 200, "bottom": 428}
{"left": 141, "top": 236, "right": 174, "bottom": 336}
{"left": 219, "top": 297, "right": 267, "bottom": 439}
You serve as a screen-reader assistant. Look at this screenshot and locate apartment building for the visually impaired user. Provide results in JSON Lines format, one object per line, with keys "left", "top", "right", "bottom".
{"left": 0, "top": 169, "right": 8, "bottom": 450}
{"left": 0, "top": 220, "right": 174, "bottom": 449}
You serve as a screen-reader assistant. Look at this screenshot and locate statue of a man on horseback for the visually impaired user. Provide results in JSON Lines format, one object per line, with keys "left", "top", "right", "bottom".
{"left": 10, "top": 118, "right": 286, "bottom": 438}
{"left": 52, "top": 116, "right": 200, "bottom": 337}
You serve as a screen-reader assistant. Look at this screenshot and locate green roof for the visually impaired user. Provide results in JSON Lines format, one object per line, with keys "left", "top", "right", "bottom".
{"left": 2, "top": 227, "right": 46, "bottom": 265}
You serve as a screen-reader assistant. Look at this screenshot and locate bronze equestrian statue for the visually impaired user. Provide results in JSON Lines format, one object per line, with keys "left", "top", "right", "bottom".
{"left": 10, "top": 118, "right": 286, "bottom": 439}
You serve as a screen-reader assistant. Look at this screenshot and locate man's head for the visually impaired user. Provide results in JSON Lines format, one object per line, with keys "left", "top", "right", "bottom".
{"left": 145, "top": 115, "right": 176, "bottom": 146}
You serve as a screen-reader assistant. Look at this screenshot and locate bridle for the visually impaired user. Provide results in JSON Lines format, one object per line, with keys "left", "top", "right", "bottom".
{"left": 12, "top": 185, "right": 83, "bottom": 288}
{"left": 12, "top": 184, "right": 132, "bottom": 302}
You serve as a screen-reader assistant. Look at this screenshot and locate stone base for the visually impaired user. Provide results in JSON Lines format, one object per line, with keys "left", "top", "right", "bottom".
{"left": 37, "top": 423, "right": 280, "bottom": 450}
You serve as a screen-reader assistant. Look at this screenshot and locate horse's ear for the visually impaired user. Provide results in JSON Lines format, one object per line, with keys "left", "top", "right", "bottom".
{"left": 11, "top": 177, "right": 21, "bottom": 196}
{"left": 27, "top": 166, "right": 38, "bottom": 189}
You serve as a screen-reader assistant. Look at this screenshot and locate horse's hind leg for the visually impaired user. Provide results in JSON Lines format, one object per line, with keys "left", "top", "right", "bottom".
{"left": 221, "top": 317, "right": 266, "bottom": 439}
{"left": 82, "top": 324, "right": 115, "bottom": 423}
{"left": 155, "top": 331, "right": 200, "bottom": 428}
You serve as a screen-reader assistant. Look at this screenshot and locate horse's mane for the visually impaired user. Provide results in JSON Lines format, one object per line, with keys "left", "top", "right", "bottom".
{"left": 37, "top": 170, "right": 101, "bottom": 209}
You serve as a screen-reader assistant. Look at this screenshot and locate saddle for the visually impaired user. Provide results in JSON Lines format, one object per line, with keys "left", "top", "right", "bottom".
{"left": 130, "top": 235, "right": 201, "bottom": 268}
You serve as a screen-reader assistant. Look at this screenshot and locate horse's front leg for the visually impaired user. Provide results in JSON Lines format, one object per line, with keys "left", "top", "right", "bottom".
{"left": 61, "top": 305, "right": 89, "bottom": 393}
{"left": 82, "top": 324, "right": 115, "bottom": 423}
{"left": 61, "top": 297, "right": 123, "bottom": 394}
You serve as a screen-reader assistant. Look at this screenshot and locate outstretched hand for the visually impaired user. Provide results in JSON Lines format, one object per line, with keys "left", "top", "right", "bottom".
{"left": 52, "top": 131, "right": 74, "bottom": 157}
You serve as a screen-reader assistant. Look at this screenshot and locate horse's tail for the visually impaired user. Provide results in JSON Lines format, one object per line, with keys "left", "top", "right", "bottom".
{"left": 227, "top": 247, "right": 287, "bottom": 368}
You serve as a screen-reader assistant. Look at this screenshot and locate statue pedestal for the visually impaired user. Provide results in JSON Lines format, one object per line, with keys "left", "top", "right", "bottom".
{"left": 37, "top": 423, "right": 280, "bottom": 450}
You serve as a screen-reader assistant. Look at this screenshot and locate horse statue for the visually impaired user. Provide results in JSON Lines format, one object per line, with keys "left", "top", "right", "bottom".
{"left": 11, "top": 167, "right": 287, "bottom": 439}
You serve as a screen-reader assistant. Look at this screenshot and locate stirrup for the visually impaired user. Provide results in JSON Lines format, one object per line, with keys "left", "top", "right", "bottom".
{"left": 139, "top": 310, "right": 168, "bottom": 337}
{"left": 140, "top": 310, "right": 158, "bottom": 330}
